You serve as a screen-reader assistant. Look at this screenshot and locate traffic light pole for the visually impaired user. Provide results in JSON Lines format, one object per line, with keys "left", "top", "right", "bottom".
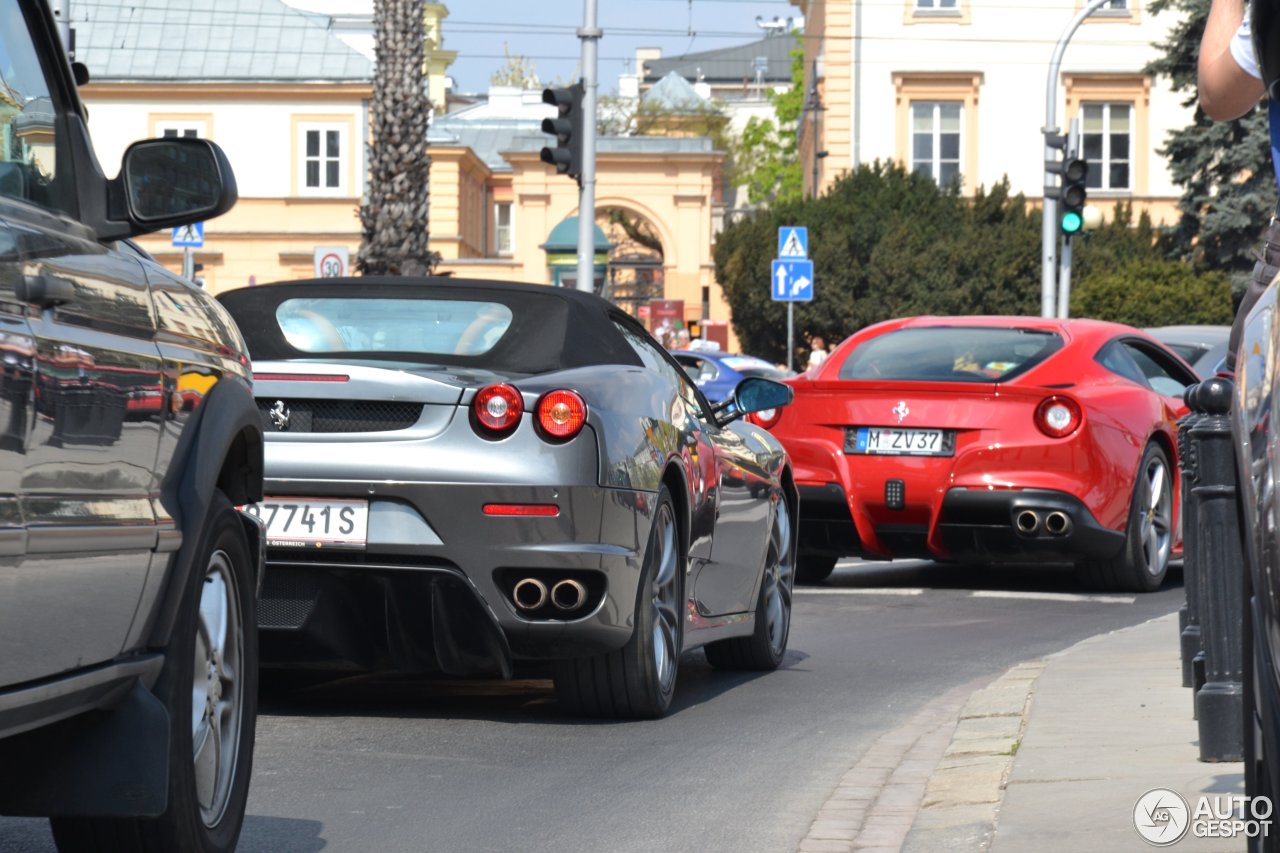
{"left": 1042, "top": 0, "right": 1113, "bottom": 317}
{"left": 1056, "top": 118, "right": 1080, "bottom": 319}
{"left": 576, "top": 0, "right": 601, "bottom": 293}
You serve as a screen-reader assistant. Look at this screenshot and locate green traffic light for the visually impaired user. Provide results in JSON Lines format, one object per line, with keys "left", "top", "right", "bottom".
{"left": 1061, "top": 211, "right": 1083, "bottom": 234}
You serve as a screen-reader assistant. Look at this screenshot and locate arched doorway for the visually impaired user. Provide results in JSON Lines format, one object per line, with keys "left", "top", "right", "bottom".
{"left": 599, "top": 206, "right": 664, "bottom": 319}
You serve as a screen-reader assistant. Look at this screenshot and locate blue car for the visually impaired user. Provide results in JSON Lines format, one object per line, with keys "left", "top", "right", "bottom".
{"left": 672, "top": 349, "right": 794, "bottom": 403}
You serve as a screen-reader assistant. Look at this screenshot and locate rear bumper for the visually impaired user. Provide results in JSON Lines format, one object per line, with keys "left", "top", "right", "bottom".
{"left": 796, "top": 483, "right": 1124, "bottom": 563}
{"left": 257, "top": 483, "right": 652, "bottom": 675}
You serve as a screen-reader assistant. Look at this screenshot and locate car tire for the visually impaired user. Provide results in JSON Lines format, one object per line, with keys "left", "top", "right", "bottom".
{"left": 1076, "top": 442, "right": 1173, "bottom": 593}
{"left": 554, "top": 486, "right": 683, "bottom": 719}
{"left": 705, "top": 495, "right": 795, "bottom": 670}
{"left": 796, "top": 554, "right": 837, "bottom": 584}
{"left": 51, "top": 491, "right": 258, "bottom": 853}
{"left": 1246, "top": 594, "right": 1279, "bottom": 852}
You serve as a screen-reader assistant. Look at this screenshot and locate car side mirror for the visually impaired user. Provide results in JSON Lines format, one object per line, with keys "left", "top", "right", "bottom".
{"left": 716, "top": 377, "right": 793, "bottom": 423}
{"left": 121, "top": 138, "right": 238, "bottom": 227}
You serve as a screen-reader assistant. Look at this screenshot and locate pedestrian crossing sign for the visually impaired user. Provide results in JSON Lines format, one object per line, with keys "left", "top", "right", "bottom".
{"left": 778, "top": 226, "right": 808, "bottom": 259}
{"left": 172, "top": 222, "right": 204, "bottom": 248}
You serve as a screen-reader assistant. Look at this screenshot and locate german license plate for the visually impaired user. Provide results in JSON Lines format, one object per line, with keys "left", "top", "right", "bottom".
{"left": 847, "top": 427, "right": 953, "bottom": 456}
{"left": 241, "top": 498, "right": 369, "bottom": 549}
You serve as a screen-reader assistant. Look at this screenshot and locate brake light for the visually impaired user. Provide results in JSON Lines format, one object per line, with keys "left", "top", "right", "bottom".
{"left": 749, "top": 407, "right": 782, "bottom": 430}
{"left": 1035, "top": 396, "right": 1083, "bottom": 438}
{"left": 474, "top": 384, "right": 523, "bottom": 435}
{"left": 536, "top": 389, "right": 587, "bottom": 440}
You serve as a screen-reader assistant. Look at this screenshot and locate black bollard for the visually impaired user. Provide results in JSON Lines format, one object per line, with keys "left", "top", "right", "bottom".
{"left": 1177, "top": 394, "right": 1203, "bottom": 692}
{"left": 1190, "top": 377, "right": 1244, "bottom": 762}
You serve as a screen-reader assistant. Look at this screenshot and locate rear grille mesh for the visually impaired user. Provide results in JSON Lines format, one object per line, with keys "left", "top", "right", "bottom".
{"left": 257, "top": 398, "right": 423, "bottom": 433}
{"left": 259, "top": 570, "right": 321, "bottom": 629}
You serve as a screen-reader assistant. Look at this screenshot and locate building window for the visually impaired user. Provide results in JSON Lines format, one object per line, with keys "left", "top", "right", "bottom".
{"left": 916, "top": 0, "right": 958, "bottom": 7}
{"left": 910, "top": 101, "right": 962, "bottom": 187}
{"left": 161, "top": 126, "right": 199, "bottom": 139}
{"left": 908, "top": 0, "right": 967, "bottom": 20}
{"left": 152, "top": 117, "right": 210, "bottom": 140}
{"left": 298, "top": 123, "right": 347, "bottom": 196}
{"left": 1081, "top": 102, "right": 1131, "bottom": 191}
{"left": 494, "top": 202, "right": 513, "bottom": 256}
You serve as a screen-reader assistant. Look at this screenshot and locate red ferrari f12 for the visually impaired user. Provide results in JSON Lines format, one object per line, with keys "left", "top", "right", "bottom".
{"left": 758, "top": 316, "right": 1197, "bottom": 591}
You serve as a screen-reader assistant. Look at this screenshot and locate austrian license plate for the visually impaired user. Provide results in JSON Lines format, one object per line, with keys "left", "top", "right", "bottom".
{"left": 846, "top": 427, "right": 953, "bottom": 456}
{"left": 241, "top": 497, "right": 369, "bottom": 549}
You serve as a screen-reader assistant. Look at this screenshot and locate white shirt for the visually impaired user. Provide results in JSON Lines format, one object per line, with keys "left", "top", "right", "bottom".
{"left": 1232, "top": 14, "right": 1264, "bottom": 80}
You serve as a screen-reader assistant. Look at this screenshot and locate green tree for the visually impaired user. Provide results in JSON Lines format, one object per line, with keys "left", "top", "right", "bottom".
{"left": 735, "top": 38, "right": 805, "bottom": 205}
{"left": 358, "top": 0, "right": 440, "bottom": 276}
{"left": 715, "top": 164, "right": 1226, "bottom": 362}
{"left": 1147, "top": 0, "right": 1274, "bottom": 290}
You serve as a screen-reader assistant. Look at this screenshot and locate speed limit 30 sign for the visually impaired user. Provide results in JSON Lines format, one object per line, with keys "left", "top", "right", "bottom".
{"left": 314, "top": 246, "right": 350, "bottom": 278}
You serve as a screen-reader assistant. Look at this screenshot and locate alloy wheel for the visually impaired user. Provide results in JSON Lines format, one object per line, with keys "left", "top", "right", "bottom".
{"left": 192, "top": 550, "right": 245, "bottom": 828}
{"left": 1141, "top": 455, "right": 1173, "bottom": 578}
{"left": 763, "top": 498, "right": 795, "bottom": 655}
{"left": 649, "top": 502, "right": 681, "bottom": 692}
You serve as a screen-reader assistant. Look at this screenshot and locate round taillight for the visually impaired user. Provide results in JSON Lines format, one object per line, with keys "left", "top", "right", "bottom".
{"left": 536, "top": 389, "right": 587, "bottom": 440}
{"left": 749, "top": 407, "right": 782, "bottom": 430}
{"left": 474, "top": 384, "right": 523, "bottom": 434}
{"left": 1035, "top": 395, "right": 1083, "bottom": 438}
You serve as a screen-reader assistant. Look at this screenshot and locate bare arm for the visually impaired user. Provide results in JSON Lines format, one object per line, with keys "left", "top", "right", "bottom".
{"left": 1199, "top": 0, "right": 1266, "bottom": 120}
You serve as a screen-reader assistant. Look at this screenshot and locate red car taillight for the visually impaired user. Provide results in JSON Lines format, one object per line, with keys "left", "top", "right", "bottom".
{"left": 473, "top": 384, "right": 523, "bottom": 435}
{"left": 536, "top": 389, "right": 587, "bottom": 440}
{"left": 1035, "top": 396, "right": 1083, "bottom": 438}
{"left": 748, "top": 407, "right": 782, "bottom": 429}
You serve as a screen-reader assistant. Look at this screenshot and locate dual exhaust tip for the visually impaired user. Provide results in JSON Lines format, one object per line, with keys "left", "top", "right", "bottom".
{"left": 512, "top": 577, "right": 588, "bottom": 613}
{"left": 1015, "top": 509, "right": 1073, "bottom": 537}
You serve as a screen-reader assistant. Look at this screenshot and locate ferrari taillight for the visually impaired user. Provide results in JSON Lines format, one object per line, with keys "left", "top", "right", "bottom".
{"left": 536, "top": 389, "right": 587, "bottom": 440}
{"left": 473, "top": 384, "right": 523, "bottom": 435}
{"left": 1035, "top": 395, "right": 1083, "bottom": 438}
{"left": 749, "top": 407, "right": 782, "bottom": 430}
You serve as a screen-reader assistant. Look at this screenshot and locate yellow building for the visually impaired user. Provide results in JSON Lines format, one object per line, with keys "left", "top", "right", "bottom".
{"left": 72, "top": 0, "right": 731, "bottom": 341}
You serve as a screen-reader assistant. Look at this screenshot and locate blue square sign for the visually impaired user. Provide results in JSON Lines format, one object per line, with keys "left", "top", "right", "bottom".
{"left": 172, "top": 222, "right": 204, "bottom": 248}
{"left": 771, "top": 259, "right": 814, "bottom": 302}
{"left": 778, "top": 226, "right": 808, "bottom": 258}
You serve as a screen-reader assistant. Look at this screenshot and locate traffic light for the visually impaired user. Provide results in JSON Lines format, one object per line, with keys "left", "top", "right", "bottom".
{"left": 540, "top": 82, "right": 585, "bottom": 181}
{"left": 1058, "top": 156, "right": 1088, "bottom": 236}
{"left": 1044, "top": 132, "right": 1089, "bottom": 237}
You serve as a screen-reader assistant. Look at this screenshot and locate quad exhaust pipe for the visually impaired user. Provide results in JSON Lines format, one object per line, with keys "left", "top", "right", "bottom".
{"left": 512, "top": 578, "right": 548, "bottom": 611}
{"left": 551, "top": 579, "right": 587, "bottom": 611}
{"left": 1013, "top": 509, "right": 1072, "bottom": 537}
{"left": 1044, "top": 511, "right": 1072, "bottom": 536}
{"left": 511, "top": 577, "right": 589, "bottom": 613}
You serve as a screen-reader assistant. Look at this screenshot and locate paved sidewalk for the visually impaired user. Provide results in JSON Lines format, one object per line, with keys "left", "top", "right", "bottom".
{"left": 801, "top": 612, "right": 1248, "bottom": 852}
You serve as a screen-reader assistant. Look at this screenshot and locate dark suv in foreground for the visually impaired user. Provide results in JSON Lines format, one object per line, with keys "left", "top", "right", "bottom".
{"left": 0, "top": 2, "right": 264, "bottom": 851}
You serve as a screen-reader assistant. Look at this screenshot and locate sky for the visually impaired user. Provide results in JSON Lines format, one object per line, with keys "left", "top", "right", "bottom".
{"left": 438, "top": 0, "right": 802, "bottom": 94}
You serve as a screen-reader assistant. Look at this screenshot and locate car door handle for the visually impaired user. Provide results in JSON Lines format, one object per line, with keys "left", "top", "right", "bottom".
{"left": 18, "top": 274, "right": 75, "bottom": 308}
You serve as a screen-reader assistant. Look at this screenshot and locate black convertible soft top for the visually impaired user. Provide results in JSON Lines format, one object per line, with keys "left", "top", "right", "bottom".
{"left": 217, "top": 277, "right": 644, "bottom": 375}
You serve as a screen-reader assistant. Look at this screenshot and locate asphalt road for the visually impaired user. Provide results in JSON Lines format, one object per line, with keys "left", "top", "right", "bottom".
{"left": 0, "top": 559, "right": 1185, "bottom": 853}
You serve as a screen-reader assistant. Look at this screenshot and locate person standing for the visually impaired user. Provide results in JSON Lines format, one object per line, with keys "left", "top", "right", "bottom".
{"left": 1199, "top": 0, "right": 1276, "bottom": 372}
{"left": 807, "top": 336, "right": 829, "bottom": 371}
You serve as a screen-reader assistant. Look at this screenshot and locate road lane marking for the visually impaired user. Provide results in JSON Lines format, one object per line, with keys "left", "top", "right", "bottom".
{"left": 970, "top": 590, "right": 1135, "bottom": 604}
{"left": 794, "top": 587, "right": 925, "bottom": 596}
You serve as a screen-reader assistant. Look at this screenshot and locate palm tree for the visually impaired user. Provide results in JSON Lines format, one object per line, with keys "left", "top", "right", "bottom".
{"left": 358, "top": 0, "right": 440, "bottom": 276}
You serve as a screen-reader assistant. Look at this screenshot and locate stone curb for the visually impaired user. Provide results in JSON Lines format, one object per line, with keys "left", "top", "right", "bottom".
{"left": 902, "top": 661, "right": 1045, "bottom": 852}
{"left": 797, "top": 662, "right": 1047, "bottom": 853}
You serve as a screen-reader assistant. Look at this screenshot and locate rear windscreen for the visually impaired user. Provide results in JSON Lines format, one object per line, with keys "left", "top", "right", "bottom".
{"left": 277, "top": 298, "right": 514, "bottom": 357}
{"left": 838, "top": 327, "right": 1064, "bottom": 383}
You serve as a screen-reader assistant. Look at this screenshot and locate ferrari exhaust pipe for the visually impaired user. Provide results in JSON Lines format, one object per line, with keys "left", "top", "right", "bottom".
{"left": 1015, "top": 510, "right": 1041, "bottom": 535}
{"left": 551, "top": 579, "right": 587, "bottom": 611}
{"left": 512, "top": 578, "right": 548, "bottom": 611}
{"left": 1045, "top": 511, "right": 1072, "bottom": 536}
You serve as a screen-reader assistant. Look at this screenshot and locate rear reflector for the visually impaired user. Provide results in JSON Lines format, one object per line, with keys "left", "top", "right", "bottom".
{"left": 483, "top": 503, "right": 560, "bottom": 517}
{"left": 253, "top": 373, "right": 349, "bottom": 382}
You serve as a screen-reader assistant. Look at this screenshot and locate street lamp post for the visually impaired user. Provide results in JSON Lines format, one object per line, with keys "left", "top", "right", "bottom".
{"left": 1041, "top": 0, "right": 1114, "bottom": 317}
